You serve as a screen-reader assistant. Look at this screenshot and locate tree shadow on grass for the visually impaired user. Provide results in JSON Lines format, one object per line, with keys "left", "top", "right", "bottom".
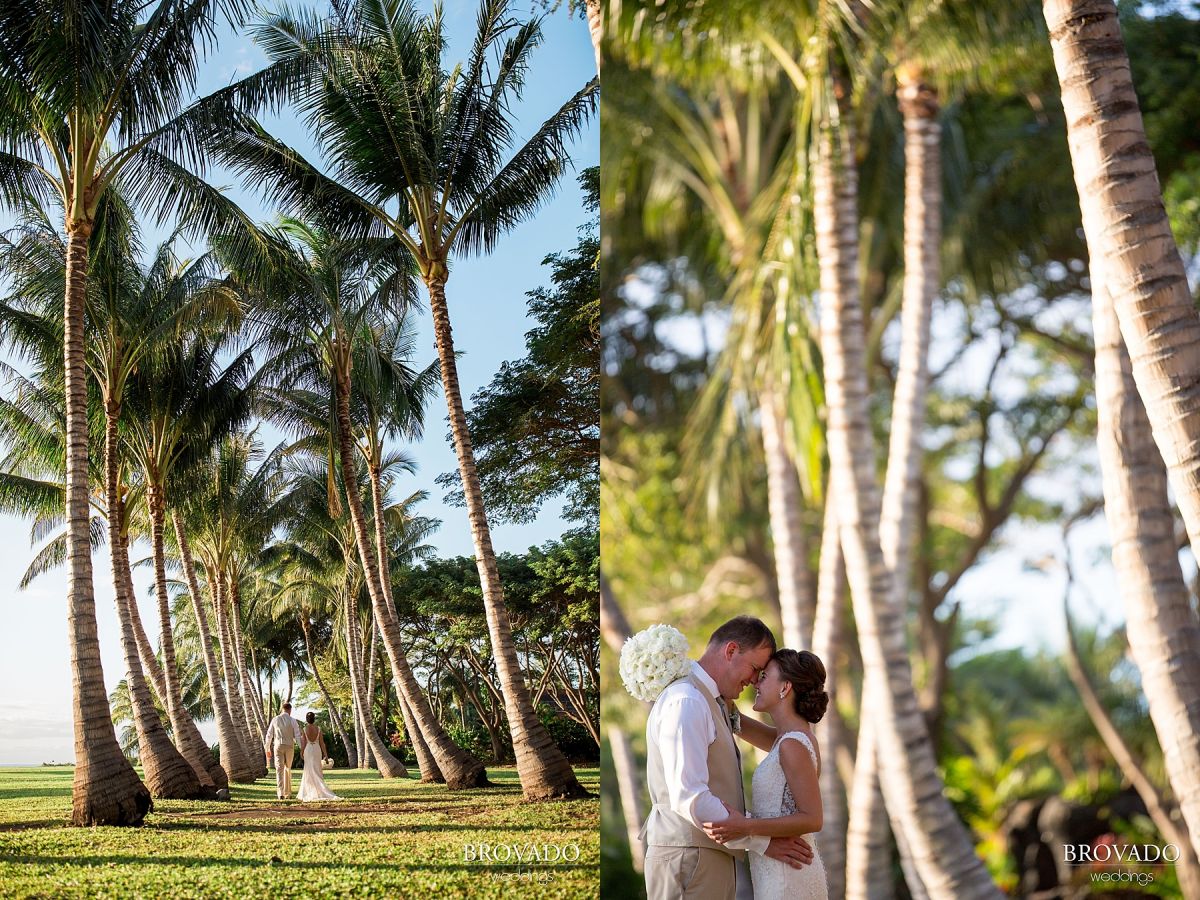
{"left": 149, "top": 821, "right": 597, "bottom": 835}
{"left": 1, "top": 854, "right": 597, "bottom": 875}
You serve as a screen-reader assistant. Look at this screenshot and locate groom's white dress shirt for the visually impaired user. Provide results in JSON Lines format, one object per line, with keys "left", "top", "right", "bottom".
{"left": 646, "top": 662, "right": 770, "bottom": 856}
{"left": 263, "top": 713, "right": 302, "bottom": 751}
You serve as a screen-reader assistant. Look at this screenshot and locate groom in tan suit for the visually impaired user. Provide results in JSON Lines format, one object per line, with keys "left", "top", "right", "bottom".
{"left": 263, "top": 701, "right": 302, "bottom": 800}
{"left": 641, "top": 616, "right": 813, "bottom": 900}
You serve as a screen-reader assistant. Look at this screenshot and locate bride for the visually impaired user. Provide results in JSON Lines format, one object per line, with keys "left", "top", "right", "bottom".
{"left": 297, "top": 712, "right": 341, "bottom": 802}
{"left": 704, "top": 649, "right": 828, "bottom": 900}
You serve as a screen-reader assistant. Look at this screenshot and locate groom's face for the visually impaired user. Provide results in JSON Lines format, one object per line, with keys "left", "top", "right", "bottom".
{"left": 722, "top": 642, "right": 773, "bottom": 699}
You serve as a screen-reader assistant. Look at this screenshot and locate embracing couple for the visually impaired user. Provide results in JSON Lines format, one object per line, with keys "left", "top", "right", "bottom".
{"left": 641, "top": 616, "right": 828, "bottom": 900}
{"left": 263, "top": 701, "right": 342, "bottom": 803}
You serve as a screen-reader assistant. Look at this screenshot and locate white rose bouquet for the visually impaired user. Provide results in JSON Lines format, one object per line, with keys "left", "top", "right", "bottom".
{"left": 619, "top": 624, "right": 691, "bottom": 702}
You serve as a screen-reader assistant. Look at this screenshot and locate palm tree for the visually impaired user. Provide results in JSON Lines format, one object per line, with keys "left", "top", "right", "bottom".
{"left": 222, "top": 0, "right": 597, "bottom": 799}
{"left": 222, "top": 219, "right": 482, "bottom": 787}
{"left": 0, "top": 0, "right": 274, "bottom": 824}
{"left": 1042, "top": 0, "right": 1200, "bottom": 855}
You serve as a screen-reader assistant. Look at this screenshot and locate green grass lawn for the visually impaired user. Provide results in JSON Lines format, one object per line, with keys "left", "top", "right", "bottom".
{"left": 0, "top": 765, "right": 599, "bottom": 899}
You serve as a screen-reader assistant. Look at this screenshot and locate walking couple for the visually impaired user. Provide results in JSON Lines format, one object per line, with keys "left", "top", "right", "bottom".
{"left": 642, "top": 616, "right": 829, "bottom": 900}
{"left": 263, "top": 701, "right": 342, "bottom": 802}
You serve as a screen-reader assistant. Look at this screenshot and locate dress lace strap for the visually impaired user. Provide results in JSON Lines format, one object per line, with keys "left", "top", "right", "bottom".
{"left": 778, "top": 731, "right": 819, "bottom": 771}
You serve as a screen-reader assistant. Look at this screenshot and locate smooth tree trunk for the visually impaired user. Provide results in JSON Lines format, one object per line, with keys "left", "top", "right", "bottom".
{"left": 172, "top": 511, "right": 256, "bottom": 783}
{"left": 426, "top": 277, "right": 586, "bottom": 800}
{"left": 104, "top": 436, "right": 203, "bottom": 799}
{"left": 344, "top": 596, "right": 407, "bottom": 777}
{"left": 300, "top": 617, "right": 355, "bottom": 766}
{"left": 813, "top": 107, "right": 1001, "bottom": 898}
{"left": 849, "top": 66, "right": 942, "bottom": 900}
{"left": 585, "top": 0, "right": 601, "bottom": 73}
{"left": 146, "top": 482, "right": 228, "bottom": 788}
{"left": 64, "top": 223, "right": 151, "bottom": 827}
{"left": 811, "top": 500, "right": 850, "bottom": 900}
{"left": 129, "top": 589, "right": 168, "bottom": 706}
{"left": 1045, "top": 1, "right": 1200, "bottom": 614}
{"left": 229, "top": 579, "right": 269, "bottom": 738}
{"left": 1092, "top": 273, "right": 1200, "bottom": 865}
{"left": 368, "top": 462, "right": 444, "bottom": 782}
{"left": 214, "top": 571, "right": 265, "bottom": 775}
{"left": 760, "top": 382, "right": 814, "bottom": 650}
{"left": 1063, "top": 606, "right": 1200, "bottom": 898}
{"left": 333, "top": 366, "right": 488, "bottom": 788}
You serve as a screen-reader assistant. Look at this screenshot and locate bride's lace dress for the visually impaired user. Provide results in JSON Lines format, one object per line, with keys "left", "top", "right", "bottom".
{"left": 749, "top": 731, "right": 827, "bottom": 900}
{"left": 297, "top": 733, "right": 340, "bottom": 802}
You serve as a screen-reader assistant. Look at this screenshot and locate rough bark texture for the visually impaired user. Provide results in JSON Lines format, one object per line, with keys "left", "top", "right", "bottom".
{"left": 333, "top": 365, "right": 488, "bottom": 788}
{"left": 344, "top": 597, "right": 408, "bottom": 777}
{"left": 214, "top": 571, "right": 265, "bottom": 775}
{"left": 427, "top": 277, "right": 586, "bottom": 800}
{"left": 399, "top": 690, "right": 443, "bottom": 783}
{"left": 64, "top": 222, "right": 151, "bottom": 827}
{"left": 1092, "top": 272, "right": 1200, "bottom": 866}
{"left": 814, "top": 108, "right": 1001, "bottom": 898}
{"left": 229, "top": 579, "right": 269, "bottom": 738}
{"left": 760, "top": 382, "right": 814, "bottom": 650}
{"left": 585, "top": 0, "right": 601, "bottom": 73}
{"left": 106, "top": 442, "right": 203, "bottom": 800}
{"left": 810, "top": 500, "right": 850, "bottom": 900}
{"left": 172, "top": 511, "right": 255, "bottom": 783}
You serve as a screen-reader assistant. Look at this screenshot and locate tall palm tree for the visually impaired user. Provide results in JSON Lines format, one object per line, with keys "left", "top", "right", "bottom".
{"left": 0, "top": 0, "right": 273, "bottom": 824}
{"left": 1043, "top": 0, "right": 1200, "bottom": 854}
{"left": 221, "top": 0, "right": 596, "bottom": 799}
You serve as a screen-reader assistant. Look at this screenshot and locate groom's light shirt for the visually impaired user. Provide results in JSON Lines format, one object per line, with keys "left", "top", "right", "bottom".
{"left": 647, "top": 662, "right": 770, "bottom": 855}
{"left": 263, "top": 713, "right": 302, "bottom": 752}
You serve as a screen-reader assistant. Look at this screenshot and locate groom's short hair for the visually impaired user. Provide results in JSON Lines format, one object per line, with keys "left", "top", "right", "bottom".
{"left": 282, "top": 702, "right": 292, "bottom": 712}
{"left": 708, "top": 616, "right": 776, "bottom": 652}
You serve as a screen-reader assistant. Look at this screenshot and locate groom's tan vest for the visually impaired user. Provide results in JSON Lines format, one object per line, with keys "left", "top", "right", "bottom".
{"left": 640, "top": 673, "right": 747, "bottom": 859}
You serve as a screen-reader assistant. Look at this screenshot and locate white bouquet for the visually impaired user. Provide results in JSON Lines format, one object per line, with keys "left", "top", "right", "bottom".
{"left": 619, "top": 624, "right": 691, "bottom": 702}
{"left": 322, "top": 758, "right": 334, "bottom": 770}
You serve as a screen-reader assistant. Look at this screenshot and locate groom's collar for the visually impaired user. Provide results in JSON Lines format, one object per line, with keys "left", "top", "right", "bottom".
{"left": 690, "top": 661, "right": 721, "bottom": 701}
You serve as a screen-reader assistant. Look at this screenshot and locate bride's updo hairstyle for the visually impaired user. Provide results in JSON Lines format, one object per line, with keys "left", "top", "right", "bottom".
{"left": 306, "top": 712, "right": 316, "bottom": 724}
{"left": 773, "top": 649, "right": 829, "bottom": 723}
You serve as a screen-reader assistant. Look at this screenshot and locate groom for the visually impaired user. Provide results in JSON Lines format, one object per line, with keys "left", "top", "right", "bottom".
{"left": 263, "top": 701, "right": 303, "bottom": 800}
{"left": 641, "top": 616, "right": 813, "bottom": 900}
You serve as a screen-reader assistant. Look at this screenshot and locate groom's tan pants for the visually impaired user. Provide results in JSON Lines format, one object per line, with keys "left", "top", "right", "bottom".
{"left": 274, "top": 744, "right": 295, "bottom": 799}
{"left": 644, "top": 846, "right": 735, "bottom": 900}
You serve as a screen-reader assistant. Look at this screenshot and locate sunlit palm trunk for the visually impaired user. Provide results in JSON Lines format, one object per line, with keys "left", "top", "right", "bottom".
{"left": 811, "top": 501, "right": 849, "bottom": 899}
{"left": 128, "top": 594, "right": 167, "bottom": 705}
{"left": 104, "top": 413, "right": 203, "bottom": 799}
{"left": 1092, "top": 275, "right": 1200, "bottom": 866}
{"left": 585, "top": 0, "right": 601, "bottom": 73}
{"left": 172, "top": 511, "right": 256, "bottom": 783}
{"left": 333, "top": 368, "right": 487, "bottom": 788}
{"left": 369, "top": 462, "right": 443, "bottom": 782}
{"left": 849, "top": 67, "right": 942, "bottom": 900}
{"left": 343, "top": 590, "right": 407, "bottom": 777}
{"left": 1044, "top": 2, "right": 1200, "bottom": 607}
{"left": 814, "top": 109, "right": 1000, "bottom": 898}
{"left": 229, "top": 580, "right": 269, "bottom": 738}
{"left": 760, "top": 383, "right": 814, "bottom": 649}
{"left": 214, "top": 571, "right": 265, "bottom": 774}
{"left": 65, "top": 223, "right": 151, "bottom": 827}
{"left": 300, "top": 617, "right": 355, "bottom": 766}
{"left": 146, "top": 482, "right": 229, "bottom": 787}
{"left": 427, "top": 276, "right": 586, "bottom": 800}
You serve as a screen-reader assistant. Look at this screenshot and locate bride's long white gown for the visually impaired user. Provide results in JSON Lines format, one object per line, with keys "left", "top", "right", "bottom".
{"left": 749, "top": 731, "right": 828, "bottom": 900}
{"left": 297, "top": 738, "right": 341, "bottom": 802}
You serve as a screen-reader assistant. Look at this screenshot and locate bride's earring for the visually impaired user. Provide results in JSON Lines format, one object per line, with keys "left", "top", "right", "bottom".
{"left": 779, "top": 690, "right": 786, "bottom": 700}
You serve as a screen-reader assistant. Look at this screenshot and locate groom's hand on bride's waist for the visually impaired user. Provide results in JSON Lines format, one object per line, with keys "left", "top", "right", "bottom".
{"left": 764, "top": 836, "right": 813, "bottom": 869}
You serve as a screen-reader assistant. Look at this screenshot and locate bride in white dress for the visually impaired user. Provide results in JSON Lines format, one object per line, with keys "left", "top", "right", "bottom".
{"left": 297, "top": 712, "right": 341, "bottom": 802}
{"left": 704, "top": 649, "right": 828, "bottom": 900}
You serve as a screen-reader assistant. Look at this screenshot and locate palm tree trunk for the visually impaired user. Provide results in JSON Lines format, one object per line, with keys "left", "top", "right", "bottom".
{"left": 129, "top": 591, "right": 167, "bottom": 706}
{"left": 64, "top": 222, "right": 151, "bottom": 827}
{"left": 333, "top": 367, "right": 487, "bottom": 788}
{"left": 366, "top": 618, "right": 378, "bottom": 733}
{"left": 1092, "top": 272, "right": 1200, "bottom": 865}
{"left": 214, "top": 570, "right": 265, "bottom": 775}
{"left": 368, "top": 462, "right": 444, "bottom": 782}
{"left": 103, "top": 419, "right": 203, "bottom": 800}
{"left": 811, "top": 501, "right": 850, "bottom": 900}
{"left": 1044, "top": 1, "right": 1200, "bottom": 597}
{"left": 585, "top": 0, "right": 601, "bottom": 73}
{"left": 171, "top": 511, "right": 255, "bottom": 783}
{"left": 229, "top": 579, "right": 269, "bottom": 738}
{"left": 1063, "top": 606, "right": 1200, "bottom": 897}
{"left": 849, "top": 67, "right": 944, "bottom": 900}
{"left": 146, "top": 481, "right": 227, "bottom": 788}
{"left": 300, "top": 616, "right": 355, "bottom": 765}
{"left": 426, "top": 277, "right": 585, "bottom": 800}
{"left": 760, "top": 382, "right": 814, "bottom": 650}
{"left": 344, "top": 594, "right": 407, "bottom": 777}
{"left": 814, "top": 106, "right": 1000, "bottom": 898}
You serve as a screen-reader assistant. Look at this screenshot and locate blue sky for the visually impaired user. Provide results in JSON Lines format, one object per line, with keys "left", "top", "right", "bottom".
{"left": 0, "top": 1, "right": 598, "bottom": 764}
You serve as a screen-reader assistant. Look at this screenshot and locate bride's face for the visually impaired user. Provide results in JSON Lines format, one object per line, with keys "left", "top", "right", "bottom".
{"left": 752, "top": 660, "right": 782, "bottom": 713}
